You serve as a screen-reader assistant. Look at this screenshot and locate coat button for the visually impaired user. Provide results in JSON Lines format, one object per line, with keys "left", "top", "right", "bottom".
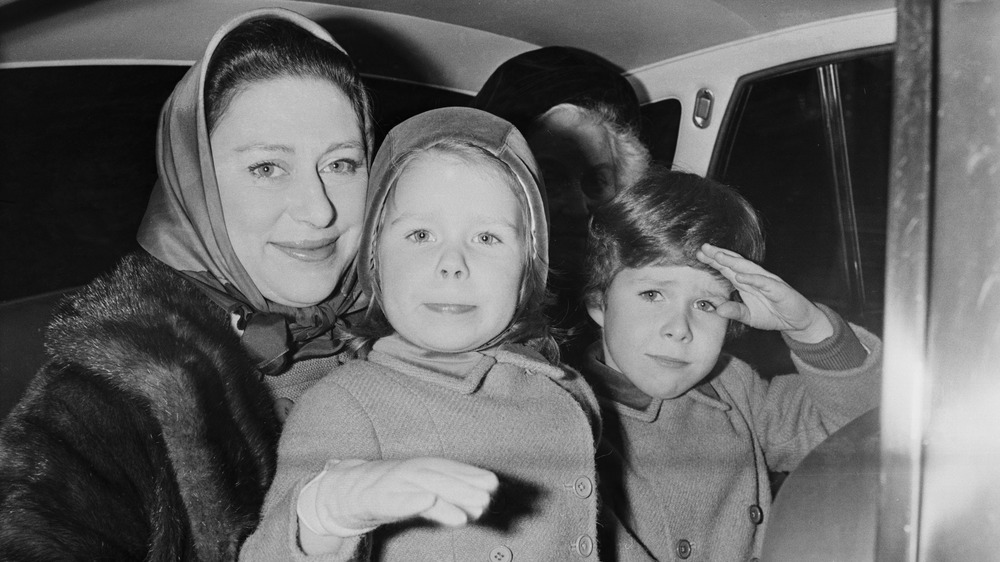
{"left": 748, "top": 504, "right": 764, "bottom": 525}
{"left": 488, "top": 545, "right": 512, "bottom": 562}
{"left": 573, "top": 476, "right": 594, "bottom": 498}
{"left": 676, "top": 538, "right": 692, "bottom": 559}
{"left": 572, "top": 534, "right": 594, "bottom": 557}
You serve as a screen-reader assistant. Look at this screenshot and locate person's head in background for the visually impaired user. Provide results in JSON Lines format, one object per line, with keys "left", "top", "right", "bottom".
{"left": 472, "top": 46, "right": 650, "bottom": 245}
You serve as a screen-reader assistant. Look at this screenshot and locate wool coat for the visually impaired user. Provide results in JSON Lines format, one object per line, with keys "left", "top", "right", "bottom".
{"left": 0, "top": 253, "right": 279, "bottom": 561}
{"left": 586, "top": 307, "right": 882, "bottom": 562}
{"left": 241, "top": 344, "right": 604, "bottom": 561}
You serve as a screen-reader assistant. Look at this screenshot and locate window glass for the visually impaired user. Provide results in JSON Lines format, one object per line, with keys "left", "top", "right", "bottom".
{"left": 0, "top": 66, "right": 188, "bottom": 302}
{"left": 640, "top": 98, "right": 682, "bottom": 167}
{"left": 840, "top": 53, "right": 893, "bottom": 332}
{"left": 0, "top": 67, "right": 470, "bottom": 302}
{"left": 714, "top": 51, "right": 892, "bottom": 374}
{"left": 718, "top": 66, "right": 848, "bottom": 313}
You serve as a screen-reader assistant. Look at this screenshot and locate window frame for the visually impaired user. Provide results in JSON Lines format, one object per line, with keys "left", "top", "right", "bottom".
{"left": 708, "top": 45, "right": 894, "bottom": 328}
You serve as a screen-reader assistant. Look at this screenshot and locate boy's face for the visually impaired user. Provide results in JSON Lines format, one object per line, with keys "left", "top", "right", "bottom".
{"left": 588, "top": 264, "right": 732, "bottom": 399}
{"left": 378, "top": 152, "right": 526, "bottom": 353}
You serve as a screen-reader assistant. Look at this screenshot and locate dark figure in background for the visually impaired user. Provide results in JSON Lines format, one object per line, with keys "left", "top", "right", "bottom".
{"left": 0, "top": 9, "right": 373, "bottom": 561}
{"left": 473, "top": 46, "right": 651, "bottom": 367}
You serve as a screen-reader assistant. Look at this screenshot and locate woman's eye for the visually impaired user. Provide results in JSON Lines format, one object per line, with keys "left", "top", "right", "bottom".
{"left": 639, "top": 290, "right": 663, "bottom": 302}
{"left": 477, "top": 233, "right": 501, "bottom": 245}
{"left": 405, "top": 230, "right": 433, "bottom": 244}
{"left": 248, "top": 162, "right": 286, "bottom": 179}
{"left": 695, "top": 300, "right": 718, "bottom": 312}
{"left": 322, "top": 159, "right": 359, "bottom": 174}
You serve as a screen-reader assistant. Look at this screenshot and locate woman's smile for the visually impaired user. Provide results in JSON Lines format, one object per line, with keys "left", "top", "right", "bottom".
{"left": 270, "top": 236, "right": 338, "bottom": 262}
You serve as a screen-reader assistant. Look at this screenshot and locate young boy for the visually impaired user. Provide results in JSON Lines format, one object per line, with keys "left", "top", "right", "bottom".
{"left": 582, "top": 166, "right": 881, "bottom": 561}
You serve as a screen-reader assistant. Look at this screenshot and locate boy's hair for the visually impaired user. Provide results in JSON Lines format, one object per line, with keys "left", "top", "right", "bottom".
{"left": 584, "top": 166, "right": 764, "bottom": 334}
{"left": 348, "top": 141, "right": 558, "bottom": 359}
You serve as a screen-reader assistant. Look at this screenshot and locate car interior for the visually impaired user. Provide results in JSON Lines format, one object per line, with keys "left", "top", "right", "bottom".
{"left": 2, "top": 0, "right": 997, "bottom": 558}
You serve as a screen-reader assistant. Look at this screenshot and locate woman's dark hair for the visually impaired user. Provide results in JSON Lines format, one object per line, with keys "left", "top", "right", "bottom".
{"left": 347, "top": 141, "right": 559, "bottom": 361}
{"left": 584, "top": 165, "right": 764, "bottom": 334}
{"left": 205, "top": 16, "right": 374, "bottom": 158}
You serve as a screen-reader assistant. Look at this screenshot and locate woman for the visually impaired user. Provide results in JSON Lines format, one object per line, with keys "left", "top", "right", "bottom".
{"left": 472, "top": 46, "right": 651, "bottom": 367}
{"left": 0, "top": 9, "right": 372, "bottom": 561}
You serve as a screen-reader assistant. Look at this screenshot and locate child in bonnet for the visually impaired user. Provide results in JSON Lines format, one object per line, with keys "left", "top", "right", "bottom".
{"left": 243, "top": 107, "right": 605, "bottom": 561}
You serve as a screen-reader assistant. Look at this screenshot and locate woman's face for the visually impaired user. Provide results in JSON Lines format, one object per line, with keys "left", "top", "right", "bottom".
{"left": 211, "top": 76, "right": 368, "bottom": 307}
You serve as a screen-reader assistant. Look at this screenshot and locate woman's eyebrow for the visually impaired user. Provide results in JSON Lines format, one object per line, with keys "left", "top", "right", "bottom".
{"left": 234, "top": 143, "right": 293, "bottom": 153}
{"left": 232, "top": 140, "right": 363, "bottom": 153}
{"left": 324, "top": 140, "right": 365, "bottom": 152}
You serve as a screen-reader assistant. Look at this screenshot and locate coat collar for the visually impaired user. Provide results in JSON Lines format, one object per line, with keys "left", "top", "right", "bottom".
{"left": 368, "top": 337, "right": 565, "bottom": 395}
{"left": 582, "top": 342, "right": 728, "bottom": 423}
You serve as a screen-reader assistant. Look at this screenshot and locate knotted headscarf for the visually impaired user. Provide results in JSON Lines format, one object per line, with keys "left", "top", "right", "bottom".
{"left": 137, "top": 8, "right": 366, "bottom": 375}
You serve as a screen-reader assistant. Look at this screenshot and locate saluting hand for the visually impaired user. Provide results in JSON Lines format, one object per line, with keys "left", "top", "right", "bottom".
{"left": 696, "top": 243, "right": 833, "bottom": 343}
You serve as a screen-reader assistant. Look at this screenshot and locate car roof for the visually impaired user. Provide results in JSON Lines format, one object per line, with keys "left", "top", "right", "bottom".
{"left": 2, "top": 0, "right": 894, "bottom": 95}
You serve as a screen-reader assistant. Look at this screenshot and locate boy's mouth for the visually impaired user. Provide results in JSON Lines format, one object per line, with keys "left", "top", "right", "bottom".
{"left": 648, "top": 354, "right": 689, "bottom": 369}
{"left": 424, "top": 303, "right": 476, "bottom": 314}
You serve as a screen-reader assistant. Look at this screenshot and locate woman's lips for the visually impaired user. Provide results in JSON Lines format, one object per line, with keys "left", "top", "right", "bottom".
{"left": 270, "top": 237, "right": 337, "bottom": 262}
{"left": 424, "top": 303, "right": 476, "bottom": 314}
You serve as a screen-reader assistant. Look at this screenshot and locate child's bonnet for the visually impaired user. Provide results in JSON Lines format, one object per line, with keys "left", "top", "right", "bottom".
{"left": 357, "top": 107, "right": 549, "bottom": 339}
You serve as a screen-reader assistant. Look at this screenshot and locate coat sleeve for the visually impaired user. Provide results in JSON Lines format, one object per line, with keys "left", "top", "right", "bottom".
{"left": 729, "top": 306, "right": 883, "bottom": 473}
{"left": 240, "top": 367, "right": 381, "bottom": 561}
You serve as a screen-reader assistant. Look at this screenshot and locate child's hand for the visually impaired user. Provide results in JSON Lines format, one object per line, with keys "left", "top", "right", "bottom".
{"left": 305, "top": 457, "right": 499, "bottom": 536}
{"left": 696, "top": 243, "right": 833, "bottom": 343}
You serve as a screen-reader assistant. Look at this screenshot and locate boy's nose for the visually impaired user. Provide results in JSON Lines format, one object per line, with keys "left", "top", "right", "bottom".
{"left": 661, "top": 312, "right": 692, "bottom": 342}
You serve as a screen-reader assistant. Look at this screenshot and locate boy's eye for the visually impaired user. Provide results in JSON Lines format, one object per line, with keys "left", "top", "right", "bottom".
{"left": 405, "top": 230, "right": 433, "bottom": 244}
{"left": 477, "top": 233, "right": 501, "bottom": 245}
{"left": 249, "top": 162, "right": 287, "bottom": 179}
{"left": 694, "top": 300, "right": 718, "bottom": 312}
{"left": 639, "top": 290, "right": 663, "bottom": 302}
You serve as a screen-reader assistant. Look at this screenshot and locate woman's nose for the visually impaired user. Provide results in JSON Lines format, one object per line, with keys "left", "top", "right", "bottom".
{"left": 437, "top": 246, "right": 468, "bottom": 279}
{"left": 289, "top": 170, "right": 336, "bottom": 228}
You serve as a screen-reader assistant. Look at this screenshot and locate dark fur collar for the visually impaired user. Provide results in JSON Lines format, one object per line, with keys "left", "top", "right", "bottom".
{"left": 1, "top": 252, "right": 279, "bottom": 561}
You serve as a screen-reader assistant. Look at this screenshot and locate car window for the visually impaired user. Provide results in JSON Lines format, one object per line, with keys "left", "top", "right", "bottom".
{"left": 0, "top": 65, "right": 188, "bottom": 302}
{"left": 0, "top": 66, "right": 471, "bottom": 302}
{"left": 712, "top": 50, "right": 893, "bottom": 374}
{"left": 641, "top": 98, "right": 682, "bottom": 167}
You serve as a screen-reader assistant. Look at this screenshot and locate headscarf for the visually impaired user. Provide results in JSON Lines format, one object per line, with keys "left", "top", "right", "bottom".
{"left": 358, "top": 107, "right": 548, "bottom": 350}
{"left": 471, "top": 46, "right": 641, "bottom": 134}
{"left": 137, "top": 8, "right": 365, "bottom": 375}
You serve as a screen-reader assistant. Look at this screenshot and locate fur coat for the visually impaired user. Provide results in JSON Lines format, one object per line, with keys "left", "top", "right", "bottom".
{"left": 0, "top": 252, "right": 279, "bottom": 561}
